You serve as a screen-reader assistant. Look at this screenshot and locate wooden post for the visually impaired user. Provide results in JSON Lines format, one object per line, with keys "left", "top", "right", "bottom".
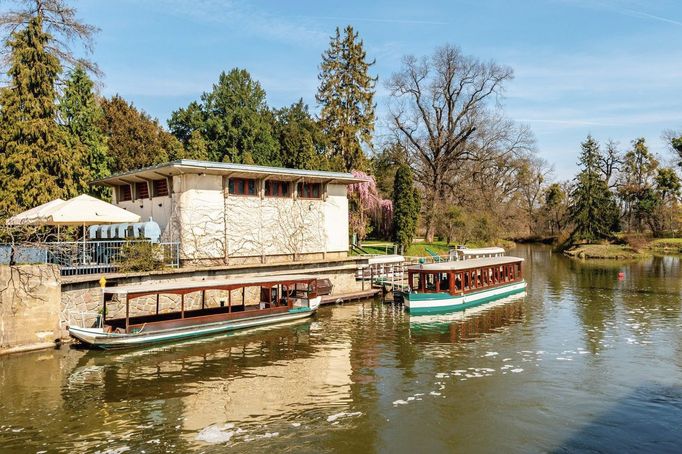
{"left": 201, "top": 290, "right": 205, "bottom": 310}
{"left": 156, "top": 293, "right": 159, "bottom": 315}
{"left": 181, "top": 293, "right": 185, "bottom": 319}
{"left": 228, "top": 289, "right": 232, "bottom": 312}
{"left": 125, "top": 295, "right": 129, "bottom": 333}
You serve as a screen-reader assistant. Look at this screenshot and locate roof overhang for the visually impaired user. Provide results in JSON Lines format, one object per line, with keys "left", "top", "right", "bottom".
{"left": 94, "top": 160, "right": 367, "bottom": 186}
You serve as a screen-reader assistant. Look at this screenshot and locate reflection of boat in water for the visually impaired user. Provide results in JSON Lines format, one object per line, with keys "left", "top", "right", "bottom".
{"left": 68, "top": 275, "right": 321, "bottom": 349}
{"left": 409, "top": 293, "right": 525, "bottom": 343}
{"left": 64, "top": 319, "right": 353, "bottom": 434}
{"left": 403, "top": 256, "right": 526, "bottom": 314}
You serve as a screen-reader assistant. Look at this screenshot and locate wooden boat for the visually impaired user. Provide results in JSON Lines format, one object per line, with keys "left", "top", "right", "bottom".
{"left": 402, "top": 256, "right": 526, "bottom": 314}
{"left": 68, "top": 274, "right": 321, "bottom": 349}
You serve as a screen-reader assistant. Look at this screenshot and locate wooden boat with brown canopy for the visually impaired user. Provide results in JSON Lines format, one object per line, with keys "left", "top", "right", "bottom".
{"left": 68, "top": 274, "right": 321, "bottom": 349}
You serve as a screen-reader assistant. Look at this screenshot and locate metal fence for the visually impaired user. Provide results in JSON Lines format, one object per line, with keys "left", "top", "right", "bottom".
{"left": 0, "top": 240, "right": 180, "bottom": 276}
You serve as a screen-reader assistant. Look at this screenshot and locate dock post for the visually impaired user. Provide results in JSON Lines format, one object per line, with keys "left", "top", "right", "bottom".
{"left": 181, "top": 293, "right": 184, "bottom": 318}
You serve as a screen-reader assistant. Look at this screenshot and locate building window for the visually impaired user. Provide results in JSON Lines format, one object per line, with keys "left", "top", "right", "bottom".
{"left": 228, "top": 178, "right": 257, "bottom": 196}
{"left": 297, "top": 182, "right": 322, "bottom": 199}
{"left": 265, "top": 180, "right": 290, "bottom": 197}
{"left": 152, "top": 179, "right": 169, "bottom": 197}
{"left": 135, "top": 182, "right": 149, "bottom": 199}
{"left": 119, "top": 184, "right": 132, "bottom": 202}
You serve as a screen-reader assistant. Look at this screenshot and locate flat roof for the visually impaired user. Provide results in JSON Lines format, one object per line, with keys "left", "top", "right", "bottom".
{"left": 94, "top": 159, "right": 366, "bottom": 186}
{"left": 104, "top": 274, "right": 319, "bottom": 295}
{"left": 407, "top": 256, "right": 524, "bottom": 272}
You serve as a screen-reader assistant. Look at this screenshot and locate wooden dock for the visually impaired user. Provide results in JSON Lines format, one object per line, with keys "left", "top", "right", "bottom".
{"left": 320, "top": 289, "right": 381, "bottom": 305}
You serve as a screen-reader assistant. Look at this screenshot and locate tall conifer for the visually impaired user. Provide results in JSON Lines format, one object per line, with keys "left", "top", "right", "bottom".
{"left": 392, "top": 163, "right": 419, "bottom": 252}
{"left": 0, "top": 16, "right": 78, "bottom": 216}
{"left": 60, "top": 65, "right": 110, "bottom": 198}
{"left": 316, "top": 26, "right": 376, "bottom": 172}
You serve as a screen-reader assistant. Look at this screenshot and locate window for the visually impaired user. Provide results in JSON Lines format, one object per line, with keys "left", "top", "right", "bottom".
{"left": 228, "top": 178, "right": 257, "bottom": 196}
{"left": 152, "top": 179, "right": 169, "bottom": 197}
{"left": 135, "top": 182, "right": 149, "bottom": 199}
{"left": 119, "top": 185, "right": 132, "bottom": 202}
{"left": 265, "top": 180, "right": 290, "bottom": 197}
{"left": 297, "top": 182, "right": 322, "bottom": 199}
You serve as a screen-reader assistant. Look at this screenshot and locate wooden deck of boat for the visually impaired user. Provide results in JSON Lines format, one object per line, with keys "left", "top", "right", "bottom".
{"left": 320, "top": 289, "right": 381, "bottom": 305}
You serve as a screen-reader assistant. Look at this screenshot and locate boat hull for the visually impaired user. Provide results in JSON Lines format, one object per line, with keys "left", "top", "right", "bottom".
{"left": 69, "top": 297, "right": 321, "bottom": 349}
{"left": 403, "top": 281, "right": 527, "bottom": 315}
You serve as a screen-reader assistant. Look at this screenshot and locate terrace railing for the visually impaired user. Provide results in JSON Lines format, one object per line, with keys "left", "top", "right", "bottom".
{"left": 0, "top": 240, "right": 180, "bottom": 276}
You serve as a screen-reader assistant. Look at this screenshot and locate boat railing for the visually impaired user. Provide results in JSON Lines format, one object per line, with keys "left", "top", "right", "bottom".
{"left": 0, "top": 240, "right": 180, "bottom": 276}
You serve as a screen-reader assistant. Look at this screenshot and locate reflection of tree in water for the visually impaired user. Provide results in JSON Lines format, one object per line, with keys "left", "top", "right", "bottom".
{"left": 568, "top": 259, "right": 619, "bottom": 354}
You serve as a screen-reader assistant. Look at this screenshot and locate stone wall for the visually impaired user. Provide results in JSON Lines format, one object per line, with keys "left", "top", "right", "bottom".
{"left": 0, "top": 265, "right": 61, "bottom": 354}
{"left": 61, "top": 258, "right": 368, "bottom": 338}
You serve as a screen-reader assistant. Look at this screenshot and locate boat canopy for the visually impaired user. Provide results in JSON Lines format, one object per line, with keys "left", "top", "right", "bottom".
{"left": 104, "top": 274, "right": 319, "bottom": 296}
{"left": 407, "top": 256, "right": 523, "bottom": 272}
{"left": 459, "top": 247, "right": 505, "bottom": 256}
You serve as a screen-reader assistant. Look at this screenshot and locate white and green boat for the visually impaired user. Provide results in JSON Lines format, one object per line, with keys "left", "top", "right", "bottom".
{"left": 68, "top": 275, "right": 321, "bottom": 349}
{"left": 402, "top": 256, "right": 526, "bottom": 315}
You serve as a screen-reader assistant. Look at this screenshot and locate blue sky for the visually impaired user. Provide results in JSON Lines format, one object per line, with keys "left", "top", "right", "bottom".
{"left": 71, "top": 0, "right": 682, "bottom": 179}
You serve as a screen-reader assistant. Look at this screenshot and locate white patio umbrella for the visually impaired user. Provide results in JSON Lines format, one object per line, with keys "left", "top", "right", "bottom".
{"left": 44, "top": 194, "right": 140, "bottom": 226}
{"left": 5, "top": 195, "right": 141, "bottom": 260}
{"left": 5, "top": 198, "right": 66, "bottom": 226}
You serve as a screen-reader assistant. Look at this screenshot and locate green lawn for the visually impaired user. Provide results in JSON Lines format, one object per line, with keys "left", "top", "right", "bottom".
{"left": 353, "top": 239, "right": 513, "bottom": 257}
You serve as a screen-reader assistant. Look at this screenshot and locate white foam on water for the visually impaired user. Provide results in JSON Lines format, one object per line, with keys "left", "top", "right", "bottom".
{"left": 327, "top": 411, "right": 362, "bottom": 422}
{"left": 393, "top": 399, "right": 408, "bottom": 405}
{"left": 435, "top": 372, "right": 449, "bottom": 378}
{"left": 291, "top": 422, "right": 301, "bottom": 428}
{"left": 511, "top": 368, "right": 523, "bottom": 373}
{"left": 430, "top": 391, "right": 442, "bottom": 396}
{"left": 483, "top": 351, "right": 498, "bottom": 357}
{"left": 196, "top": 424, "right": 236, "bottom": 444}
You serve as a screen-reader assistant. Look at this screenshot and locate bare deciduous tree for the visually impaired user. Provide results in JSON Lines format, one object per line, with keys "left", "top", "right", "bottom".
{"left": 387, "top": 44, "right": 514, "bottom": 241}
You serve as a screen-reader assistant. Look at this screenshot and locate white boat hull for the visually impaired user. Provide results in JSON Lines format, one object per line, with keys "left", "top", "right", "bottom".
{"left": 404, "top": 282, "right": 527, "bottom": 314}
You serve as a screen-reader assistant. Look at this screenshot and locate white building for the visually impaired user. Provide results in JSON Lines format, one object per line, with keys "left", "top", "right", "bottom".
{"left": 95, "top": 160, "right": 363, "bottom": 265}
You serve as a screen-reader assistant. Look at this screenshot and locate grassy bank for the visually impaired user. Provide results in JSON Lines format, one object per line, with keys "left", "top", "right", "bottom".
{"left": 648, "top": 238, "right": 682, "bottom": 253}
{"left": 357, "top": 239, "right": 515, "bottom": 257}
{"left": 564, "top": 243, "right": 645, "bottom": 259}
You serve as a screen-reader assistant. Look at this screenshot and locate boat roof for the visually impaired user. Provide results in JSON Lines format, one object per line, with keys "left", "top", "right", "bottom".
{"left": 407, "top": 256, "right": 523, "bottom": 272}
{"left": 103, "top": 274, "right": 319, "bottom": 295}
{"left": 366, "top": 254, "right": 405, "bottom": 265}
{"left": 458, "top": 247, "right": 505, "bottom": 255}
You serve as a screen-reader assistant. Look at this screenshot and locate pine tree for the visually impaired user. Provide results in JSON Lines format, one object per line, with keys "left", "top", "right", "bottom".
{"left": 392, "top": 163, "right": 419, "bottom": 252}
{"left": 0, "top": 16, "right": 78, "bottom": 216}
{"left": 186, "top": 130, "right": 209, "bottom": 160}
{"left": 316, "top": 25, "right": 376, "bottom": 172}
{"left": 60, "top": 65, "right": 110, "bottom": 198}
{"left": 569, "top": 136, "right": 619, "bottom": 241}
{"left": 617, "top": 138, "right": 659, "bottom": 231}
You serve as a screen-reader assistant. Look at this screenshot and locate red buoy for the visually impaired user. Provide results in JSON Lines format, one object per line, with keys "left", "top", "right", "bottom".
{"left": 618, "top": 272, "right": 625, "bottom": 280}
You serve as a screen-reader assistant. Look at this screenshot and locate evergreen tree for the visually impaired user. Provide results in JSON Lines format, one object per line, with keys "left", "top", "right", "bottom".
{"left": 618, "top": 138, "right": 659, "bottom": 231}
{"left": 99, "top": 95, "right": 184, "bottom": 173}
{"left": 568, "top": 136, "right": 619, "bottom": 241}
{"left": 168, "top": 68, "right": 280, "bottom": 166}
{"left": 273, "top": 99, "right": 327, "bottom": 170}
{"left": 392, "top": 163, "right": 419, "bottom": 252}
{"left": 316, "top": 25, "right": 376, "bottom": 172}
{"left": 186, "top": 130, "right": 209, "bottom": 160}
{"left": 60, "top": 65, "right": 110, "bottom": 198}
{"left": 0, "top": 16, "right": 78, "bottom": 216}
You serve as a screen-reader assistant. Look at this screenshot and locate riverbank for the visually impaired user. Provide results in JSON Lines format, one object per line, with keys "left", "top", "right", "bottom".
{"left": 563, "top": 243, "right": 645, "bottom": 259}
{"left": 359, "top": 239, "right": 516, "bottom": 256}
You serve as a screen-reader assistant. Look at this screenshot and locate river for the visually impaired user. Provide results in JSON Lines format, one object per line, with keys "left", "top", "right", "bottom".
{"left": 1, "top": 244, "right": 682, "bottom": 453}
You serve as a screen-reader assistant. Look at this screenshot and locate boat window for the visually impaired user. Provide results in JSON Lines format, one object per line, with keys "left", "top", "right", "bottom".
{"left": 454, "top": 273, "right": 462, "bottom": 291}
{"left": 464, "top": 272, "right": 470, "bottom": 290}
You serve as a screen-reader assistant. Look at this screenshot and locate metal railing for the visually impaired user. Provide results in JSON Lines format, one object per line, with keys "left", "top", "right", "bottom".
{"left": 0, "top": 240, "right": 180, "bottom": 276}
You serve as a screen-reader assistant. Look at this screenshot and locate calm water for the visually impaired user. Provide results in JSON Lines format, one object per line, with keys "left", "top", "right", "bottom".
{"left": 2, "top": 244, "right": 682, "bottom": 453}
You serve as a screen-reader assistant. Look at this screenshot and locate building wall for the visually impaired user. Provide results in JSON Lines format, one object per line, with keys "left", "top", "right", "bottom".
{"left": 113, "top": 190, "right": 173, "bottom": 240}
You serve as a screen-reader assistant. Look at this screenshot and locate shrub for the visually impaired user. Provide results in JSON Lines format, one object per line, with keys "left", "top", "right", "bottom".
{"left": 117, "top": 242, "right": 165, "bottom": 272}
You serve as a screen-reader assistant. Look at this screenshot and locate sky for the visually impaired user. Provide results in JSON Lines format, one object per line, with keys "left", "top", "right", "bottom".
{"left": 67, "top": 0, "right": 682, "bottom": 179}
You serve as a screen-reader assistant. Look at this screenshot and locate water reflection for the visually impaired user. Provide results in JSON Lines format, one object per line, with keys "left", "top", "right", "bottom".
{"left": 2, "top": 245, "right": 682, "bottom": 453}
{"left": 408, "top": 295, "right": 525, "bottom": 344}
